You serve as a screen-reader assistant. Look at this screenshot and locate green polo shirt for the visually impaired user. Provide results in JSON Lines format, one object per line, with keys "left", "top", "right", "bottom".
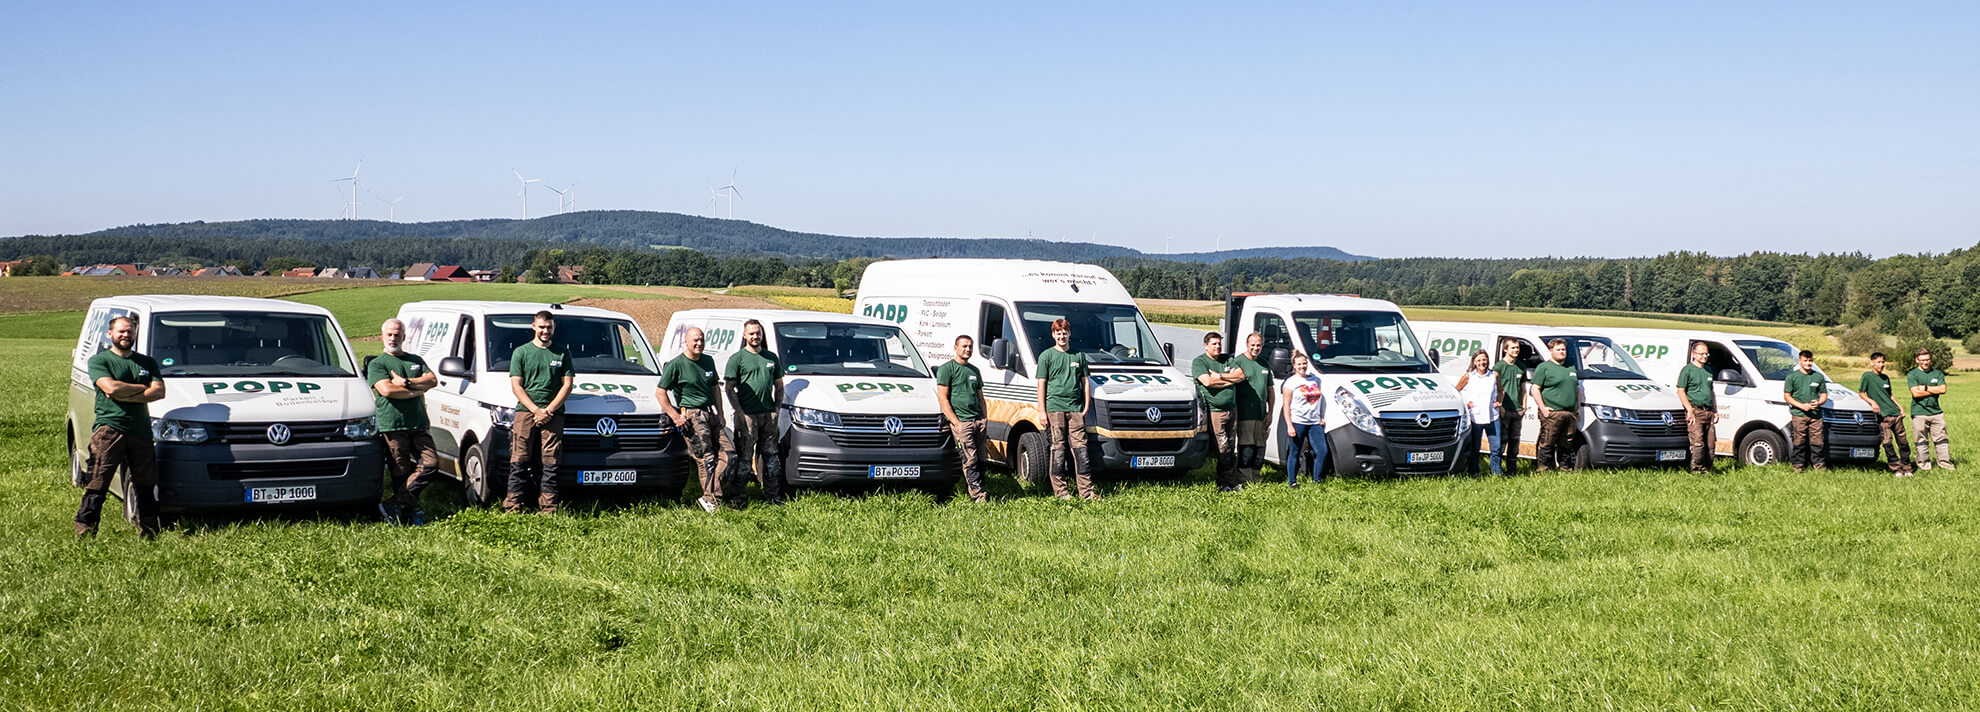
{"left": 1532, "top": 360, "right": 1578, "bottom": 411}
{"left": 1492, "top": 360, "right": 1525, "bottom": 410}
{"left": 659, "top": 353, "right": 720, "bottom": 409}
{"left": 1676, "top": 363, "right": 1716, "bottom": 410}
{"left": 1192, "top": 353, "right": 1237, "bottom": 412}
{"left": 935, "top": 359, "right": 984, "bottom": 421}
{"left": 1230, "top": 354, "right": 1272, "bottom": 421}
{"left": 1907, "top": 368, "right": 1946, "bottom": 416}
{"left": 87, "top": 349, "right": 159, "bottom": 435}
{"left": 1858, "top": 370, "right": 1901, "bottom": 417}
{"left": 1783, "top": 369, "right": 1827, "bottom": 418}
{"left": 366, "top": 351, "right": 432, "bottom": 432}
{"left": 1037, "top": 347, "right": 1088, "bottom": 413}
{"left": 723, "top": 348, "right": 781, "bottom": 415}
{"left": 510, "top": 342, "right": 574, "bottom": 412}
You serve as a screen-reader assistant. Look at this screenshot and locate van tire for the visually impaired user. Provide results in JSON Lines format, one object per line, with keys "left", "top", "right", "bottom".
{"left": 1015, "top": 432, "right": 1049, "bottom": 487}
{"left": 1572, "top": 441, "right": 1594, "bottom": 470}
{"left": 70, "top": 429, "right": 89, "bottom": 488}
{"left": 463, "top": 442, "right": 500, "bottom": 507}
{"left": 120, "top": 470, "right": 141, "bottom": 526}
{"left": 1738, "top": 430, "right": 1787, "bottom": 467}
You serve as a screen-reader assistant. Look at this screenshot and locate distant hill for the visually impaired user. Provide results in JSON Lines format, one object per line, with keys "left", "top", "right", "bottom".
{"left": 7, "top": 211, "right": 1369, "bottom": 263}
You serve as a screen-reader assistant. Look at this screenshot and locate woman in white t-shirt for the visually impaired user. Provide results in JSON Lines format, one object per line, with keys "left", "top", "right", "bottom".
{"left": 1281, "top": 350, "right": 1327, "bottom": 486}
{"left": 1453, "top": 349, "right": 1502, "bottom": 475}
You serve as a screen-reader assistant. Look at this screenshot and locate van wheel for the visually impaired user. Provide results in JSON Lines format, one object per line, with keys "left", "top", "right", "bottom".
{"left": 463, "top": 442, "right": 500, "bottom": 507}
{"left": 120, "top": 469, "right": 142, "bottom": 526}
{"left": 1738, "top": 430, "right": 1786, "bottom": 467}
{"left": 1014, "top": 432, "right": 1049, "bottom": 487}
{"left": 70, "top": 431, "right": 90, "bottom": 488}
{"left": 1572, "top": 441, "right": 1594, "bottom": 470}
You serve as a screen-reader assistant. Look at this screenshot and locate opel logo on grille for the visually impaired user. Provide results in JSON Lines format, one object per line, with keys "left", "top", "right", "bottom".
{"left": 1415, "top": 413, "right": 1432, "bottom": 428}
{"left": 266, "top": 423, "right": 292, "bottom": 445}
{"left": 1145, "top": 406, "right": 1162, "bottom": 423}
{"left": 595, "top": 417, "right": 618, "bottom": 438}
{"left": 884, "top": 416, "right": 904, "bottom": 435}
{"left": 1661, "top": 412, "right": 1674, "bottom": 426}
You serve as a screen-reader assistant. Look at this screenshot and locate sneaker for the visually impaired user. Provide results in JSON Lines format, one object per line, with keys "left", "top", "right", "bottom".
{"left": 377, "top": 502, "right": 399, "bottom": 523}
{"left": 1080, "top": 494, "right": 1101, "bottom": 501}
{"left": 971, "top": 495, "right": 989, "bottom": 504}
{"left": 1055, "top": 494, "right": 1075, "bottom": 501}
{"left": 1942, "top": 463, "right": 1956, "bottom": 471}
{"left": 1918, "top": 463, "right": 1933, "bottom": 471}
{"left": 409, "top": 509, "right": 426, "bottom": 526}
{"left": 1288, "top": 482, "right": 1300, "bottom": 489}
{"left": 697, "top": 496, "right": 720, "bottom": 513}
{"left": 74, "top": 522, "right": 96, "bottom": 538}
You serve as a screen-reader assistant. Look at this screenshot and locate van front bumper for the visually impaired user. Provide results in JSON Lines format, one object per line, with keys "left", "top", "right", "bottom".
{"left": 783, "top": 425, "right": 953, "bottom": 485}
{"left": 1820, "top": 413, "right": 1883, "bottom": 461}
{"left": 1583, "top": 420, "right": 1692, "bottom": 467}
{"left": 1325, "top": 425, "right": 1463, "bottom": 476}
{"left": 487, "top": 425, "right": 693, "bottom": 493}
{"left": 1089, "top": 430, "right": 1212, "bottom": 473}
{"left": 152, "top": 439, "right": 384, "bottom": 511}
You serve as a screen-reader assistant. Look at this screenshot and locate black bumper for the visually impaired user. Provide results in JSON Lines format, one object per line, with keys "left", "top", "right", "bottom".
{"left": 784, "top": 425, "right": 953, "bottom": 485}
{"left": 1583, "top": 420, "right": 1692, "bottom": 467}
{"left": 489, "top": 425, "right": 694, "bottom": 493}
{"left": 152, "top": 439, "right": 384, "bottom": 511}
{"left": 1325, "top": 423, "right": 1464, "bottom": 475}
{"left": 1820, "top": 416, "right": 1883, "bottom": 461}
{"left": 1091, "top": 430, "right": 1213, "bottom": 472}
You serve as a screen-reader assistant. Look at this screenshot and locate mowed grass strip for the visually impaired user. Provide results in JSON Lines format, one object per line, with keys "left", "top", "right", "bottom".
{"left": 4, "top": 334, "right": 1980, "bottom": 709}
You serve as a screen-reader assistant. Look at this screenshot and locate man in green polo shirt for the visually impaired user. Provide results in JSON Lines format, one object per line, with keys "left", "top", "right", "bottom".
{"left": 661, "top": 326, "right": 732, "bottom": 512}
{"left": 75, "top": 315, "right": 167, "bottom": 539}
{"left": 1229, "top": 332, "right": 1274, "bottom": 485}
{"left": 724, "top": 319, "right": 784, "bottom": 505}
{"left": 1491, "top": 339, "right": 1528, "bottom": 474}
{"left": 508, "top": 310, "right": 575, "bottom": 514}
{"left": 1675, "top": 342, "right": 1719, "bottom": 474}
{"left": 1782, "top": 349, "right": 1828, "bottom": 473}
{"left": 1907, "top": 348, "right": 1953, "bottom": 471}
{"left": 936, "top": 334, "right": 989, "bottom": 503}
{"left": 1192, "top": 332, "right": 1247, "bottom": 491}
{"left": 1856, "top": 352, "right": 1914, "bottom": 476}
{"left": 1035, "top": 318, "right": 1096, "bottom": 500}
{"left": 370, "top": 318, "right": 440, "bottom": 524}
{"left": 1528, "top": 338, "right": 1579, "bottom": 472}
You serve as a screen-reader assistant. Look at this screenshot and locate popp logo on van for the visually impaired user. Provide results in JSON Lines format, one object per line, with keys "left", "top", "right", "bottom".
{"left": 1090, "top": 374, "right": 1174, "bottom": 385}
{"left": 1351, "top": 376, "right": 1442, "bottom": 393}
{"left": 201, "top": 380, "right": 325, "bottom": 395}
{"left": 576, "top": 382, "right": 641, "bottom": 394}
{"left": 1426, "top": 337, "right": 1483, "bottom": 356}
{"left": 1620, "top": 343, "right": 1670, "bottom": 360}
{"left": 836, "top": 382, "right": 916, "bottom": 394}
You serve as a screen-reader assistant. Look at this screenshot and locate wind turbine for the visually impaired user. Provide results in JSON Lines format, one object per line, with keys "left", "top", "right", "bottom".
{"left": 331, "top": 161, "right": 362, "bottom": 219}
{"left": 514, "top": 170, "right": 542, "bottom": 218}
{"left": 544, "top": 183, "right": 577, "bottom": 214}
{"left": 371, "top": 190, "right": 408, "bottom": 221}
{"left": 716, "top": 169, "right": 743, "bottom": 219}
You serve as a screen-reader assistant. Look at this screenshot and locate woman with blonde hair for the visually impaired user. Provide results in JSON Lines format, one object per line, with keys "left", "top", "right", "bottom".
{"left": 1280, "top": 350, "right": 1327, "bottom": 486}
{"left": 1453, "top": 348, "right": 1502, "bottom": 475}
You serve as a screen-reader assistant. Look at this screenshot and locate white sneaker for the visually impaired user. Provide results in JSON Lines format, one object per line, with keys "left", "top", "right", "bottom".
{"left": 697, "top": 496, "right": 719, "bottom": 513}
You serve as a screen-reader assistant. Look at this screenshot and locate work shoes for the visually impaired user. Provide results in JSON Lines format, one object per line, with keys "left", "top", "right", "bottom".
{"left": 74, "top": 522, "right": 96, "bottom": 538}
{"left": 697, "top": 496, "right": 720, "bottom": 513}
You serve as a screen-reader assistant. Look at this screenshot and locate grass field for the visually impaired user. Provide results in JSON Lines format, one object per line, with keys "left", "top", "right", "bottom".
{"left": 6, "top": 282, "right": 1980, "bottom": 709}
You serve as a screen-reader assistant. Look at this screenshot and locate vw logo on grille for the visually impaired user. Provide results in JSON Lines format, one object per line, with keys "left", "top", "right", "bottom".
{"left": 884, "top": 416, "right": 904, "bottom": 435}
{"left": 1661, "top": 412, "right": 1675, "bottom": 426}
{"left": 1854, "top": 412, "right": 1864, "bottom": 424}
{"left": 266, "top": 423, "right": 292, "bottom": 445}
{"left": 1414, "top": 413, "right": 1433, "bottom": 428}
{"left": 595, "top": 417, "right": 618, "bottom": 438}
{"left": 1145, "top": 406, "right": 1163, "bottom": 423}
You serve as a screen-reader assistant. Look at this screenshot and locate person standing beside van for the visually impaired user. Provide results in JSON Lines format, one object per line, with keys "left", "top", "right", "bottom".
{"left": 1036, "top": 319, "right": 1097, "bottom": 500}
{"left": 508, "top": 310, "right": 575, "bottom": 514}
{"left": 1529, "top": 338, "right": 1579, "bottom": 472}
{"left": 1857, "top": 352, "right": 1914, "bottom": 476}
{"left": 1907, "top": 348, "right": 1953, "bottom": 471}
{"left": 75, "top": 316, "right": 166, "bottom": 538}
{"left": 1676, "top": 343, "right": 1719, "bottom": 474}
{"left": 724, "top": 319, "right": 784, "bottom": 506}
{"left": 1492, "top": 339, "right": 1527, "bottom": 473}
{"left": 937, "top": 334, "right": 990, "bottom": 503}
{"left": 1782, "top": 349, "right": 1828, "bottom": 473}
{"left": 371, "top": 318, "right": 441, "bottom": 524}
{"left": 1193, "top": 332, "right": 1247, "bottom": 491}
{"left": 1455, "top": 349, "right": 1501, "bottom": 475}
{"left": 661, "top": 327, "right": 734, "bottom": 513}
{"left": 1281, "top": 351, "right": 1327, "bottom": 487}
{"left": 1230, "top": 333, "right": 1274, "bottom": 485}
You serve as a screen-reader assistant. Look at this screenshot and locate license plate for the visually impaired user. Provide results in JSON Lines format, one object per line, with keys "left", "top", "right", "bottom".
{"left": 1657, "top": 450, "right": 1686, "bottom": 462}
{"left": 246, "top": 485, "right": 316, "bottom": 503}
{"left": 1131, "top": 455, "right": 1176, "bottom": 469}
{"left": 579, "top": 469, "right": 638, "bottom": 484}
{"left": 870, "top": 465, "right": 922, "bottom": 479}
{"left": 1850, "top": 447, "right": 1876, "bottom": 459}
{"left": 1406, "top": 451, "right": 1445, "bottom": 464}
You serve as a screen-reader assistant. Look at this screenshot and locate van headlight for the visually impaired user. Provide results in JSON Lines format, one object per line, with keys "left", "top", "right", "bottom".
{"left": 491, "top": 406, "right": 515, "bottom": 428}
{"left": 1333, "top": 387, "right": 1382, "bottom": 436}
{"left": 791, "top": 407, "right": 842, "bottom": 429}
{"left": 1590, "top": 405, "right": 1629, "bottom": 423}
{"left": 343, "top": 418, "right": 378, "bottom": 439}
{"left": 152, "top": 418, "right": 210, "bottom": 444}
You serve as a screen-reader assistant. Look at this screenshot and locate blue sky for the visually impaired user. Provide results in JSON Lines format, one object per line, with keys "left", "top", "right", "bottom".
{"left": 2, "top": 1, "right": 1974, "bottom": 258}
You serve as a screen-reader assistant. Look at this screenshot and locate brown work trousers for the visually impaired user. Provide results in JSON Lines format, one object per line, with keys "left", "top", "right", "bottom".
{"left": 681, "top": 408, "right": 733, "bottom": 502}
{"left": 1685, "top": 404, "right": 1716, "bottom": 472}
{"left": 507, "top": 410, "right": 564, "bottom": 513}
{"left": 1045, "top": 411, "right": 1095, "bottom": 499}
{"left": 75, "top": 425, "right": 159, "bottom": 533}
{"left": 383, "top": 429, "right": 442, "bottom": 506}
{"left": 1208, "top": 410, "right": 1239, "bottom": 488}
{"left": 1235, "top": 418, "right": 1269, "bottom": 483}
{"left": 1535, "top": 410, "right": 1577, "bottom": 471}
{"left": 733, "top": 411, "right": 783, "bottom": 502}
{"left": 1878, "top": 415, "right": 1914, "bottom": 472}
{"left": 949, "top": 418, "right": 988, "bottom": 501}
{"left": 1788, "top": 413, "right": 1825, "bottom": 470}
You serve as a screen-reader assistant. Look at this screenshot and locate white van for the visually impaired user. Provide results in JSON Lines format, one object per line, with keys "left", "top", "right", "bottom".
{"left": 1595, "top": 327, "right": 1883, "bottom": 466}
{"left": 66, "top": 296, "right": 383, "bottom": 514}
{"left": 1414, "top": 321, "right": 1693, "bottom": 468}
{"left": 855, "top": 259, "right": 1210, "bottom": 483}
{"left": 658, "top": 309, "right": 954, "bottom": 487}
{"left": 1224, "top": 294, "right": 1468, "bottom": 475}
{"left": 393, "top": 301, "right": 693, "bottom": 503}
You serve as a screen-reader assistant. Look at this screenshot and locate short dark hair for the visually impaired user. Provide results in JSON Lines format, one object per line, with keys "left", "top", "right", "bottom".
{"left": 1546, "top": 338, "right": 1566, "bottom": 349}
{"left": 532, "top": 310, "right": 554, "bottom": 323}
{"left": 1202, "top": 332, "right": 1222, "bottom": 345}
{"left": 1917, "top": 348, "right": 1932, "bottom": 358}
{"left": 1798, "top": 349, "right": 1814, "bottom": 359}
{"left": 743, "top": 318, "right": 763, "bottom": 331}
{"left": 1870, "top": 352, "right": 1886, "bottom": 361}
{"left": 107, "top": 315, "right": 137, "bottom": 331}
{"left": 954, "top": 334, "right": 972, "bottom": 346}
{"left": 1051, "top": 318, "right": 1070, "bottom": 333}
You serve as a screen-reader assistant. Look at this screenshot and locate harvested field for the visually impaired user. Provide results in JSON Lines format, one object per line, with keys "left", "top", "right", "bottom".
{"left": 571, "top": 290, "right": 784, "bottom": 338}
{"left": 0, "top": 276, "right": 366, "bottom": 314}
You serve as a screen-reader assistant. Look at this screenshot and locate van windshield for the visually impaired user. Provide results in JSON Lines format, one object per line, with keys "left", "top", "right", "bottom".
{"left": 1014, "top": 302, "right": 1168, "bottom": 366}
{"left": 775, "top": 322, "right": 930, "bottom": 378}
{"left": 1736, "top": 339, "right": 1809, "bottom": 382}
{"left": 1547, "top": 335, "right": 1649, "bottom": 380}
{"left": 485, "top": 315, "right": 658, "bottom": 375}
{"left": 1290, "top": 310, "right": 1433, "bottom": 374}
{"left": 149, "top": 311, "right": 356, "bottom": 377}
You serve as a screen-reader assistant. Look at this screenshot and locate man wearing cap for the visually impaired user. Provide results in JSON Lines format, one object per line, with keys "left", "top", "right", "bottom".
{"left": 1907, "top": 348, "right": 1954, "bottom": 471}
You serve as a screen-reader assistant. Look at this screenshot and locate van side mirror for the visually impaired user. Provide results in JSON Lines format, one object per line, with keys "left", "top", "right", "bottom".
{"left": 989, "top": 338, "right": 1015, "bottom": 371}
{"left": 1162, "top": 342, "right": 1175, "bottom": 362}
{"left": 1268, "top": 347, "right": 1292, "bottom": 379}
{"left": 439, "top": 356, "right": 471, "bottom": 379}
{"left": 1427, "top": 348, "right": 1441, "bottom": 368}
{"left": 1715, "top": 368, "right": 1745, "bottom": 386}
